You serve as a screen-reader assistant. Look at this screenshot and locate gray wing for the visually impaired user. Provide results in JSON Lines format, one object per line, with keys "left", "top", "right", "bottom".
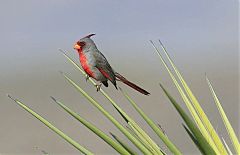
{"left": 93, "top": 51, "right": 117, "bottom": 87}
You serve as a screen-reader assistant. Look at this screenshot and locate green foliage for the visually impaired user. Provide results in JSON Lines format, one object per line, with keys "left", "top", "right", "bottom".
{"left": 7, "top": 43, "right": 239, "bottom": 155}
{"left": 119, "top": 88, "right": 181, "bottom": 155}
{"left": 50, "top": 96, "right": 131, "bottom": 155}
{"left": 206, "top": 76, "right": 240, "bottom": 154}
{"left": 7, "top": 95, "right": 93, "bottom": 155}
{"left": 110, "top": 132, "right": 138, "bottom": 155}
{"left": 159, "top": 85, "right": 216, "bottom": 155}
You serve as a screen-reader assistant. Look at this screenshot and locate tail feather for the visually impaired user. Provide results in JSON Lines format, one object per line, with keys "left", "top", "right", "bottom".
{"left": 115, "top": 73, "right": 150, "bottom": 95}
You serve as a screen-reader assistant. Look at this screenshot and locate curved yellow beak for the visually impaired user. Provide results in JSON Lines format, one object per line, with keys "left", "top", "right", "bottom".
{"left": 74, "top": 43, "right": 81, "bottom": 50}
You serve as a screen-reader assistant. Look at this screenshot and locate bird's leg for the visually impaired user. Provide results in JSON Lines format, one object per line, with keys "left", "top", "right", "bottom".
{"left": 85, "top": 75, "right": 90, "bottom": 82}
{"left": 95, "top": 83, "right": 102, "bottom": 92}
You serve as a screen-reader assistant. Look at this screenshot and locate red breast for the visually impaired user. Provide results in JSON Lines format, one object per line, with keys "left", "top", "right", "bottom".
{"left": 74, "top": 42, "right": 95, "bottom": 78}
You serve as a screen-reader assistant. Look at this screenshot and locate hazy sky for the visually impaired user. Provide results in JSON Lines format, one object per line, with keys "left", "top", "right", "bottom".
{"left": 0, "top": 0, "right": 238, "bottom": 154}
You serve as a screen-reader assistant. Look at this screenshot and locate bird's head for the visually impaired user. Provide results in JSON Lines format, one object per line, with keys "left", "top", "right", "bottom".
{"left": 74, "top": 33, "right": 96, "bottom": 53}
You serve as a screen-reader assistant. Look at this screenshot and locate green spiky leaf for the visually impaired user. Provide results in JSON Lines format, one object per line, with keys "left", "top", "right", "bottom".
{"left": 182, "top": 124, "right": 205, "bottom": 154}
{"left": 120, "top": 88, "right": 182, "bottom": 155}
{"left": 150, "top": 41, "right": 222, "bottom": 154}
{"left": 51, "top": 96, "right": 131, "bottom": 155}
{"left": 110, "top": 132, "right": 138, "bottom": 155}
{"left": 206, "top": 76, "right": 240, "bottom": 154}
{"left": 60, "top": 72, "right": 152, "bottom": 155}
{"left": 155, "top": 40, "right": 227, "bottom": 154}
{"left": 159, "top": 85, "right": 216, "bottom": 155}
{"left": 7, "top": 95, "right": 93, "bottom": 155}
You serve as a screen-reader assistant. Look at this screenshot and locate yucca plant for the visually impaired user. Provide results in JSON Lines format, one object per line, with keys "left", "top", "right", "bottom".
{"left": 8, "top": 41, "right": 239, "bottom": 154}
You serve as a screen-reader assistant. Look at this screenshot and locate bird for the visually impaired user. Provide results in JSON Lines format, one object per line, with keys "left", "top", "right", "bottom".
{"left": 73, "top": 34, "right": 150, "bottom": 95}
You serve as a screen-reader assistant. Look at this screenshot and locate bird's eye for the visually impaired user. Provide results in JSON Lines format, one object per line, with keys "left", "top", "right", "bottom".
{"left": 77, "top": 41, "right": 85, "bottom": 47}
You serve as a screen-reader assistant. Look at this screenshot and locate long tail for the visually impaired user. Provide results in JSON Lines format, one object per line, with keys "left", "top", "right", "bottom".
{"left": 115, "top": 73, "right": 150, "bottom": 95}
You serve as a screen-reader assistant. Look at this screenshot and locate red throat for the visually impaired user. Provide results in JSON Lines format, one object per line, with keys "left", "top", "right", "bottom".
{"left": 76, "top": 49, "right": 83, "bottom": 55}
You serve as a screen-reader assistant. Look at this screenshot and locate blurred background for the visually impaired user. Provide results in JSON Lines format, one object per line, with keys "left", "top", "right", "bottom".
{"left": 0, "top": 0, "right": 238, "bottom": 154}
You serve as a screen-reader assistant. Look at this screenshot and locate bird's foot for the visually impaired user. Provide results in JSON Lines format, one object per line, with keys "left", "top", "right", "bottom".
{"left": 85, "top": 75, "right": 90, "bottom": 82}
{"left": 95, "top": 83, "right": 102, "bottom": 92}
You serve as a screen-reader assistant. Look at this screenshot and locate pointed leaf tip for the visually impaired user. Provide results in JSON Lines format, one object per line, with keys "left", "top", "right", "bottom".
{"left": 159, "top": 83, "right": 164, "bottom": 89}
{"left": 58, "top": 48, "right": 65, "bottom": 54}
{"left": 7, "top": 94, "right": 17, "bottom": 102}
{"left": 59, "top": 71, "right": 64, "bottom": 75}
{"left": 109, "top": 132, "right": 116, "bottom": 138}
{"left": 118, "top": 87, "right": 122, "bottom": 91}
{"left": 158, "top": 39, "right": 164, "bottom": 46}
{"left": 50, "top": 96, "right": 57, "bottom": 102}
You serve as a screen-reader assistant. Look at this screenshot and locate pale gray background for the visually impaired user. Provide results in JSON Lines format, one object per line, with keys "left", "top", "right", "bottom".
{"left": 0, "top": 0, "right": 239, "bottom": 154}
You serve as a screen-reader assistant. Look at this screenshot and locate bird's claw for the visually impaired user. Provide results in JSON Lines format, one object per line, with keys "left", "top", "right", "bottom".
{"left": 95, "top": 83, "right": 102, "bottom": 92}
{"left": 85, "top": 75, "right": 90, "bottom": 82}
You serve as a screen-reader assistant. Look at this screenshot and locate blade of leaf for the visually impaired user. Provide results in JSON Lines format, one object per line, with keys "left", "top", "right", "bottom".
{"left": 157, "top": 40, "right": 227, "bottom": 155}
{"left": 125, "top": 125, "right": 145, "bottom": 145}
{"left": 128, "top": 122, "right": 161, "bottom": 155}
{"left": 150, "top": 41, "right": 219, "bottom": 154}
{"left": 182, "top": 124, "right": 205, "bottom": 154}
{"left": 159, "top": 85, "right": 216, "bottom": 155}
{"left": 126, "top": 124, "right": 167, "bottom": 155}
{"left": 51, "top": 96, "right": 131, "bottom": 155}
{"left": 60, "top": 72, "right": 152, "bottom": 155}
{"left": 222, "top": 137, "right": 234, "bottom": 155}
{"left": 206, "top": 76, "right": 240, "bottom": 154}
{"left": 129, "top": 121, "right": 163, "bottom": 155}
{"left": 110, "top": 132, "right": 138, "bottom": 155}
{"left": 7, "top": 95, "right": 93, "bottom": 155}
{"left": 119, "top": 87, "right": 182, "bottom": 155}
{"left": 110, "top": 89, "right": 163, "bottom": 155}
